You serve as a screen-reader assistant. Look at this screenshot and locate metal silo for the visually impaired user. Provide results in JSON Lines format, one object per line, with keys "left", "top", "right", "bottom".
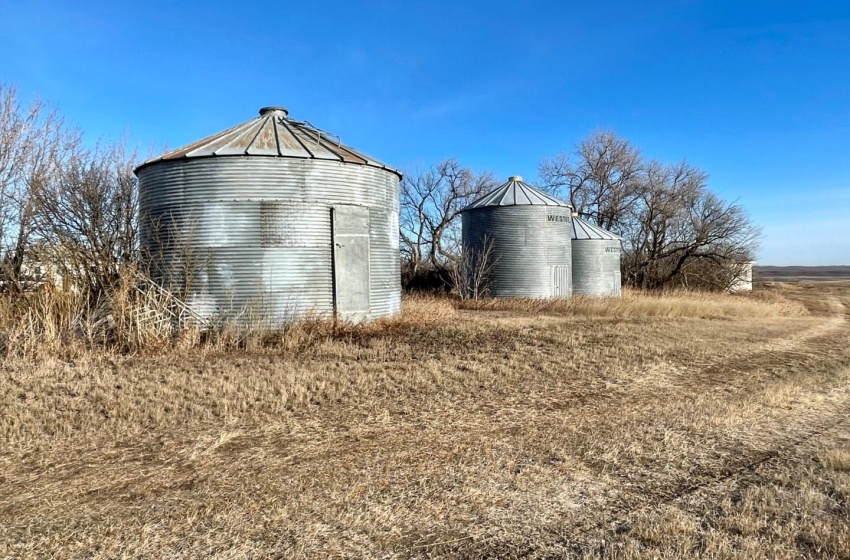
{"left": 134, "top": 106, "right": 401, "bottom": 324}
{"left": 571, "top": 214, "right": 622, "bottom": 297}
{"left": 460, "top": 176, "right": 573, "bottom": 299}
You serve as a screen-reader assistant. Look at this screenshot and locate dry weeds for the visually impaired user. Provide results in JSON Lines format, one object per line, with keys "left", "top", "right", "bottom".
{"left": 1, "top": 284, "right": 849, "bottom": 559}
{"left": 457, "top": 287, "right": 808, "bottom": 319}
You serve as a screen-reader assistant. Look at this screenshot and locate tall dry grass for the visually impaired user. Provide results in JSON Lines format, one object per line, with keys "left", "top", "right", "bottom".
{"left": 457, "top": 288, "right": 807, "bottom": 319}
{"left": 0, "top": 276, "right": 179, "bottom": 358}
{"left": 0, "top": 281, "right": 807, "bottom": 359}
{"left": 0, "top": 281, "right": 463, "bottom": 358}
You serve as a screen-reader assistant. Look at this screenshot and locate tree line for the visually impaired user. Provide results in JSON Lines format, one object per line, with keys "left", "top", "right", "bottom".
{"left": 402, "top": 133, "right": 759, "bottom": 292}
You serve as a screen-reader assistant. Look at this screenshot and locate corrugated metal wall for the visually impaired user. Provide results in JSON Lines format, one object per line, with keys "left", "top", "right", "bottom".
{"left": 462, "top": 206, "right": 573, "bottom": 299}
{"left": 571, "top": 240, "right": 622, "bottom": 297}
{"left": 138, "top": 157, "right": 400, "bottom": 323}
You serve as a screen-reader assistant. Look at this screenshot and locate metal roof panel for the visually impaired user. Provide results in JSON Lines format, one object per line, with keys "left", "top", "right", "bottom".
{"left": 461, "top": 176, "right": 571, "bottom": 212}
{"left": 135, "top": 106, "right": 402, "bottom": 178}
{"left": 245, "top": 118, "right": 279, "bottom": 156}
{"left": 571, "top": 215, "right": 621, "bottom": 240}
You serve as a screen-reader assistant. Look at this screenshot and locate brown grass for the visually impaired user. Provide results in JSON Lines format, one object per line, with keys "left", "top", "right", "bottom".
{"left": 458, "top": 287, "right": 808, "bottom": 319}
{"left": 1, "top": 283, "right": 849, "bottom": 558}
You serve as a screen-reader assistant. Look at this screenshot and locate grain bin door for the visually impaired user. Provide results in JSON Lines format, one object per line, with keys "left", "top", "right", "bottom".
{"left": 612, "top": 271, "right": 622, "bottom": 296}
{"left": 332, "top": 205, "right": 371, "bottom": 323}
{"left": 551, "top": 265, "right": 569, "bottom": 298}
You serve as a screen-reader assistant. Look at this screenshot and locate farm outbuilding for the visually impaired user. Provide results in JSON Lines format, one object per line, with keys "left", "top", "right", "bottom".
{"left": 728, "top": 261, "right": 754, "bottom": 292}
{"left": 460, "top": 176, "right": 573, "bottom": 299}
{"left": 571, "top": 215, "right": 623, "bottom": 297}
{"left": 134, "top": 106, "right": 401, "bottom": 324}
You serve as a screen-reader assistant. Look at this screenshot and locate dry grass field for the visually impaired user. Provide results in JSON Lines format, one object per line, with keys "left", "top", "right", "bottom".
{"left": 2, "top": 283, "right": 850, "bottom": 558}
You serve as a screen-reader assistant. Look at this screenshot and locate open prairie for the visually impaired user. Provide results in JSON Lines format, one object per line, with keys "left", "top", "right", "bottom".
{"left": 2, "top": 283, "right": 850, "bottom": 559}
{"left": 755, "top": 265, "right": 850, "bottom": 283}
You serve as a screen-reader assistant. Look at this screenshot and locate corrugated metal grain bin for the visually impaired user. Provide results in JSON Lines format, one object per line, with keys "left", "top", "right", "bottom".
{"left": 460, "top": 177, "right": 573, "bottom": 299}
{"left": 134, "top": 106, "right": 401, "bottom": 324}
{"left": 571, "top": 214, "right": 622, "bottom": 297}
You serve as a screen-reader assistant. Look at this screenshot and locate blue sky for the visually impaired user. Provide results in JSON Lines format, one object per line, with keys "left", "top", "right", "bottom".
{"left": 1, "top": 0, "right": 848, "bottom": 265}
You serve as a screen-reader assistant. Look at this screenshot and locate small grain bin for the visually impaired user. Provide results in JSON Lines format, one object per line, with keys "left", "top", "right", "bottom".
{"left": 134, "top": 106, "right": 401, "bottom": 324}
{"left": 571, "top": 215, "right": 623, "bottom": 297}
{"left": 460, "top": 176, "right": 573, "bottom": 299}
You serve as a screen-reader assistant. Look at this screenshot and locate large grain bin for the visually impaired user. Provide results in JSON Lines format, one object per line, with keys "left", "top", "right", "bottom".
{"left": 134, "top": 106, "right": 401, "bottom": 324}
{"left": 571, "top": 214, "right": 622, "bottom": 297}
{"left": 460, "top": 176, "right": 573, "bottom": 299}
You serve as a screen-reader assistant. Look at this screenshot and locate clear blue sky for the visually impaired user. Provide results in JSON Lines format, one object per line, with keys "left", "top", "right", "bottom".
{"left": 2, "top": 0, "right": 848, "bottom": 265}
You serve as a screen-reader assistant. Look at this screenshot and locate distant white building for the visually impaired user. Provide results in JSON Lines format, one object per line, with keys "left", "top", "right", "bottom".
{"left": 1, "top": 247, "right": 76, "bottom": 292}
{"left": 728, "top": 261, "right": 753, "bottom": 292}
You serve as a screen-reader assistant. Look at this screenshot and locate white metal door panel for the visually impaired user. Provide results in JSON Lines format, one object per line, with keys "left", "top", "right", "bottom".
{"left": 332, "top": 206, "right": 371, "bottom": 323}
{"left": 551, "top": 265, "right": 569, "bottom": 298}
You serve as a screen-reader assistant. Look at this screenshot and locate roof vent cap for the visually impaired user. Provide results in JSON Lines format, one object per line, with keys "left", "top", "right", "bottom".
{"left": 508, "top": 175, "right": 523, "bottom": 182}
{"left": 259, "top": 106, "right": 289, "bottom": 117}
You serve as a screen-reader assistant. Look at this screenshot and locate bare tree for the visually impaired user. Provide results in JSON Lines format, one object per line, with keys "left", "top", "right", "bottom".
{"left": 541, "top": 131, "right": 761, "bottom": 291}
{"left": 679, "top": 254, "right": 753, "bottom": 291}
{"left": 0, "top": 84, "right": 81, "bottom": 291}
{"left": 31, "top": 140, "right": 138, "bottom": 298}
{"left": 622, "top": 161, "right": 759, "bottom": 289}
{"left": 450, "top": 235, "right": 498, "bottom": 300}
{"left": 400, "top": 158, "right": 497, "bottom": 286}
{"left": 539, "top": 131, "right": 643, "bottom": 232}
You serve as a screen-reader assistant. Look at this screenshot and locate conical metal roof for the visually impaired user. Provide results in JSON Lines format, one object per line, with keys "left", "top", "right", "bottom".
{"left": 461, "top": 176, "right": 571, "bottom": 212}
{"left": 134, "top": 106, "right": 401, "bottom": 177}
{"left": 571, "top": 214, "right": 621, "bottom": 240}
